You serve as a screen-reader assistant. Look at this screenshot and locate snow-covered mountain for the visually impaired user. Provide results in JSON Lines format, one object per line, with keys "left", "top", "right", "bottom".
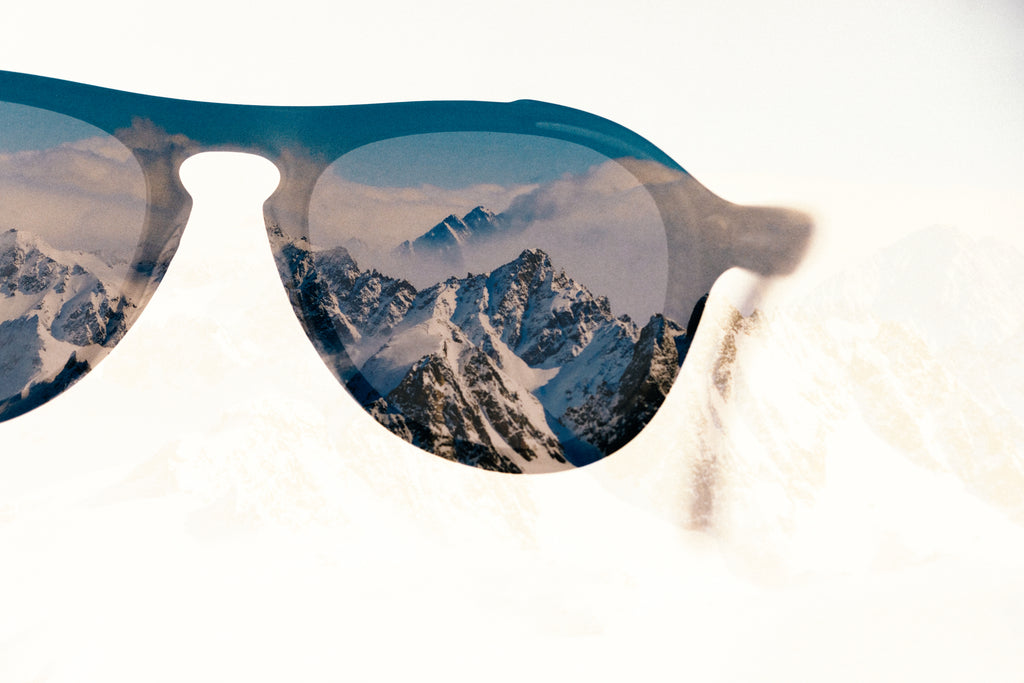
{"left": 808, "top": 225, "right": 1024, "bottom": 354}
{"left": 394, "top": 206, "right": 512, "bottom": 263}
{"left": 0, "top": 228, "right": 133, "bottom": 420}
{"left": 655, "top": 225, "right": 1024, "bottom": 544}
{"left": 273, "top": 226, "right": 691, "bottom": 473}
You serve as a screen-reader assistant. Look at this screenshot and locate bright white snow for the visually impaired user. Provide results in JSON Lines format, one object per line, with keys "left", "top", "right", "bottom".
{"left": 3, "top": 135, "right": 1024, "bottom": 682}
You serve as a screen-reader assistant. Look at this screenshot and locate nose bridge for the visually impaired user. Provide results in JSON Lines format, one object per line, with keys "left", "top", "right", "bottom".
{"left": 257, "top": 144, "right": 333, "bottom": 243}
{"left": 178, "top": 150, "right": 283, "bottom": 207}
{"left": 168, "top": 129, "right": 333, "bottom": 248}
{"left": 174, "top": 152, "right": 288, "bottom": 283}
{"left": 112, "top": 97, "right": 323, "bottom": 217}
{"left": 131, "top": 149, "right": 336, "bottom": 434}
{"left": 113, "top": 98, "right": 340, "bottom": 302}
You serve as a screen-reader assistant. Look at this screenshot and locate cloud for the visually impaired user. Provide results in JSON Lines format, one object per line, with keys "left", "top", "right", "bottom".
{"left": 309, "top": 174, "right": 536, "bottom": 249}
{"left": 0, "top": 135, "right": 147, "bottom": 260}
{"left": 309, "top": 158, "right": 674, "bottom": 322}
{"left": 501, "top": 160, "right": 671, "bottom": 321}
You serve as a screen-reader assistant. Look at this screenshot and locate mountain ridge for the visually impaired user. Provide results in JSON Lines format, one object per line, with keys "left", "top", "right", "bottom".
{"left": 0, "top": 228, "right": 129, "bottom": 418}
{"left": 275, "top": 225, "right": 690, "bottom": 473}
{"left": 394, "top": 206, "right": 512, "bottom": 261}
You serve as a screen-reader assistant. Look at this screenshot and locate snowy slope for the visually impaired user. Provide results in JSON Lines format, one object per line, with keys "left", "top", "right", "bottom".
{"left": 634, "top": 226, "right": 1024, "bottom": 557}
{"left": 394, "top": 205, "right": 511, "bottom": 262}
{"left": 0, "top": 228, "right": 133, "bottom": 415}
{"left": 273, "top": 227, "right": 692, "bottom": 473}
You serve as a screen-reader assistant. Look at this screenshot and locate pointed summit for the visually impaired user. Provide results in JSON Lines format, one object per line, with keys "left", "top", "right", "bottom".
{"left": 462, "top": 206, "right": 504, "bottom": 236}
{"left": 510, "top": 247, "right": 550, "bottom": 267}
{"left": 394, "top": 206, "right": 511, "bottom": 260}
{"left": 281, "top": 231, "right": 686, "bottom": 473}
{"left": 0, "top": 228, "right": 135, "bottom": 418}
{"left": 1, "top": 226, "right": 46, "bottom": 259}
{"left": 1, "top": 229, "right": 66, "bottom": 297}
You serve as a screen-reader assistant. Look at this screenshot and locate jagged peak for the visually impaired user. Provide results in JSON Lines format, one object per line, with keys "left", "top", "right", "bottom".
{"left": 510, "top": 247, "right": 551, "bottom": 268}
{"left": 402, "top": 206, "right": 508, "bottom": 253}
{"left": 463, "top": 205, "right": 500, "bottom": 225}
{"left": 642, "top": 312, "right": 687, "bottom": 337}
{"left": 485, "top": 249, "right": 555, "bottom": 296}
{"left": 643, "top": 312, "right": 666, "bottom": 330}
{"left": 419, "top": 213, "right": 469, "bottom": 243}
{"left": 0, "top": 229, "right": 84, "bottom": 274}
{"left": 0, "top": 227, "right": 41, "bottom": 252}
{"left": 316, "top": 242, "right": 357, "bottom": 264}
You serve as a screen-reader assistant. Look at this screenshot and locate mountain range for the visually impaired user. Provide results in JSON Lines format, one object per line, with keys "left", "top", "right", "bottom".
{"left": 393, "top": 206, "right": 514, "bottom": 262}
{"left": 0, "top": 228, "right": 132, "bottom": 420}
{"left": 1, "top": 218, "right": 692, "bottom": 473}
{"left": 275, "top": 220, "right": 690, "bottom": 473}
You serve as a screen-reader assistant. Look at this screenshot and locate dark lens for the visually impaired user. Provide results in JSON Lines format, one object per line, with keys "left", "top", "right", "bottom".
{"left": 301, "top": 132, "right": 687, "bottom": 473}
{"left": 0, "top": 102, "right": 147, "bottom": 420}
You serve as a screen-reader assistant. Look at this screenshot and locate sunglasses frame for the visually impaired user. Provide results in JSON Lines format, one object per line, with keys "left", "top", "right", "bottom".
{"left": 0, "top": 70, "right": 810, "bottom": 468}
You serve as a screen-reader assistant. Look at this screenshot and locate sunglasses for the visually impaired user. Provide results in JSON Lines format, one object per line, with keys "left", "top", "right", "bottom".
{"left": 0, "top": 70, "right": 811, "bottom": 473}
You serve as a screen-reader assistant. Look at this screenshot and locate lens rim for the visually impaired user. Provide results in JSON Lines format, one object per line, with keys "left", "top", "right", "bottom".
{"left": 0, "top": 71, "right": 811, "bottom": 453}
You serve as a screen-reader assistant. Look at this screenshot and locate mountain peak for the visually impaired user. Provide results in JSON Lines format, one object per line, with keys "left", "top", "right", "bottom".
{"left": 395, "top": 206, "right": 512, "bottom": 259}
{"left": 462, "top": 206, "right": 505, "bottom": 234}
{"left": 288, "top": 235, "right": 687, "bottom": 472}
{"left": 510, "top": 247, "right": 550, "bottom": 269}
{"left": 433, "top": 214, "right": 470, "bottom": 239}
{"left": 1, "top": 227, "right": 40, "bottom": 253}
{"left": 463, "top": 205, "right": 498, "bottom": 226}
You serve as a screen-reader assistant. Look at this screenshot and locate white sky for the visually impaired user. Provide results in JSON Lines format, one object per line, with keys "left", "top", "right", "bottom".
{"left": 2, "top": 1, "right": 1023, "bottom": 681}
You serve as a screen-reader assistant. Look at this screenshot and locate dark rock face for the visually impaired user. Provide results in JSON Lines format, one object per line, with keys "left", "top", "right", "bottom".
{"left": 0, "top": 229, "right": 132, "bottom": 415}
{"left": 1, "top": 230, "right": 68, "bottom": 297}
{"left": 0, "top": 352, "right": 91, "bottom": 422}
{"left": 1, "top": 215, "right": 697, "bottom": 470}
{"left": 483, "top": 249, "right": 616, "bottom": 368}
{"left": 600, "top": 314, "right": 688, "bottom": 453}
{"left": 368, "top": 348, "right": 565, "bottom": 474}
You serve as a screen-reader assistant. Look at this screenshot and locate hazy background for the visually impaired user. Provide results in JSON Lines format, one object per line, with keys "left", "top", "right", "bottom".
{"left": 1, "top": 1, "right": 1022, "bottom": 681}
{"left": 311, "top": 141, "right": 671, "bottom": 322}
{"left": 0, "top": 104, "right": 146, "bottom": 261}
